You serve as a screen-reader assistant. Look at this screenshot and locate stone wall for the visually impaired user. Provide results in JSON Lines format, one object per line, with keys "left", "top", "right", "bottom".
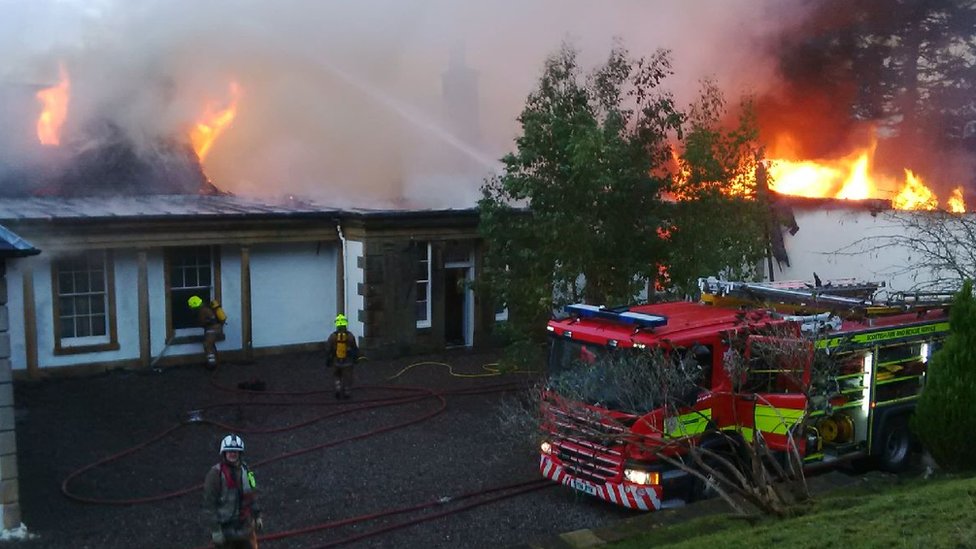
{"left": 0, "top": 260, "right": 20, "bottom": 529}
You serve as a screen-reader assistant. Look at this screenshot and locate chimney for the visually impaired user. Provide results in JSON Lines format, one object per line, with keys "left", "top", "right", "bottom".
{"left": 441, "top": 42, "right": 481, "bottom": 146}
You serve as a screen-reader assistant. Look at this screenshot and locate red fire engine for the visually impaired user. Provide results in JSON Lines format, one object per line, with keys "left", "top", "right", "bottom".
{"left": 539, "top": 277, "right": 952, "bottom": 510}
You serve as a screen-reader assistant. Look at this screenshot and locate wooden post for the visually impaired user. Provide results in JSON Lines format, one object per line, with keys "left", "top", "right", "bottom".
{"left": 21, "top": 269, "right": 38, "bottom": 379}
{"left": 137, "top": 250, "right": 150, "bottom": 368}
{"left": 240, "top": 246, "right": 253, "bottom": 360}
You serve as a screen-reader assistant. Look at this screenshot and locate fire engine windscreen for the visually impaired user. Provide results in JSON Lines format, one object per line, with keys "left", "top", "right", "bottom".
{"left": 546, "top": 338, "right": 707, "bottom": 414}
{"left": 738, "top": 336, "right": 812, "bottom": 394}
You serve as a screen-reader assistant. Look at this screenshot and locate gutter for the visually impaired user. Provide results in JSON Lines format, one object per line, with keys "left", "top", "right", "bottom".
{"left": 335, "top": 219, "right": 347, "bottom": 315}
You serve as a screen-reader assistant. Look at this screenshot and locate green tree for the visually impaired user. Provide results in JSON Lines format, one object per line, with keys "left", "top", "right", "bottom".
{"left": 480, "top": 43, "right": 770, "bottom": 342}
{"left": 913, "top": 279, "right": 976, "bottom": 471}
{"left": 666, "top": 81, "right": 768, "bottom": 296}
{"left": 802, "top": 0, "right": 976, "bottom": 146}
{"left": 479, "top": 43, "right": 681, "bottom": 340}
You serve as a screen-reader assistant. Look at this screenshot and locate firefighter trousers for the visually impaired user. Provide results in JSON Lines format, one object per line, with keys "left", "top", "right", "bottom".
{"left": 214, "top": 531, "right": 257, "bottom": 548}
{"left": 333, "top": 363, "right": 354, "bottom": 398}
{"left": 204, "top": 326, "right": 221, "bottom": 369}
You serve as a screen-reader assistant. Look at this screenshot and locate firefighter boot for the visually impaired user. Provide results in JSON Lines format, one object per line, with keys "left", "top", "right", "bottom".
{"left": 334, "top": 380, "right": 342, "bottom": 400}
{"left": 206, "top": 354, "right": 217, "bottom": 371}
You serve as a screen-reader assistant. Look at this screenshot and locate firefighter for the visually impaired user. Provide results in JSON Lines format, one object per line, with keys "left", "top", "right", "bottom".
{"left": 203, "top": 434, "right": 263, "bottom": 549}
{"left": 188, "top": 295, "right": 224, "bottom": 370}
{"left": 326, "top": 313, "right": 359, "bottom": 399}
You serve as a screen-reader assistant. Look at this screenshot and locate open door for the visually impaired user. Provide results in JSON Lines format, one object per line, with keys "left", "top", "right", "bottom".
{"left": 445, "top": 267, "right": 467, "bottom": 346}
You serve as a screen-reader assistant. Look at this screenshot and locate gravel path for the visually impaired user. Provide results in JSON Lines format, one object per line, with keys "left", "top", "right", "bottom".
{"left": 15, "top": 349, "right": 639, "bottom": 548}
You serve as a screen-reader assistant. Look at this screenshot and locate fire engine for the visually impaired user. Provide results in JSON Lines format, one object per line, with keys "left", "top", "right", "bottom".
{"left": 539, "top": 277, "right": 953, "bottom": 511}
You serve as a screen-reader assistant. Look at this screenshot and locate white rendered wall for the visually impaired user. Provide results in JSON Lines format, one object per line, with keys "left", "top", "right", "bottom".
{"left": 344, "top": 239, "right": 364, "bottom": 338}
{"left": 7, "top": 252, "right": 142, "bottom": 371}
{"left": 250, "top": 242, "right": 337, "bottom": 348}
{"left": 218, "top": 247, "right": 243, "bottom": 351}
{"left": 769, "top": 208, "right": 953, "bottom": 292}
{"left": 6, "top": 257, "right": 29, "bottom": 371}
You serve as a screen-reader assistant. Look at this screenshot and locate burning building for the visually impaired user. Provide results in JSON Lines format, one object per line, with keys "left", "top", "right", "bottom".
{"left": 0, "top": 62, "right": 503, "bottom": 381}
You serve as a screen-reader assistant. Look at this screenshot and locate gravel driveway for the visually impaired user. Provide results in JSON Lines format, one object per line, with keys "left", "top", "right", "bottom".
{"left": 14, "top": 349, "right": 639, "bottom": 548}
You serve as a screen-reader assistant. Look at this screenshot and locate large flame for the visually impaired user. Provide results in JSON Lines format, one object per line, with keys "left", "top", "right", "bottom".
{"left": 36, "top": 64, "right": 70, "bottom": 146}
{"left": 948, "top": 186, "right": 967, "bottom": 213}
{"left": 766, "top": 135, "right": 964, "bottom": 211}
{"left": 190, "top": 82, "right": 240, "bottom": 161}
{"left": 892, "top": 170, "right": 938, "bottom": 211}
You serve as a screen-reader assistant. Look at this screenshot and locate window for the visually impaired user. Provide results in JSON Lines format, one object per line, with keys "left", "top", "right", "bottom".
{"left": 52, "top": 250, "right": 117, "bottom": 353}
{"left": 416, "top": 242, "right": 431, "bottom": 328}
{"left": 166, "top": 246, "right": 219, "bottom": 335}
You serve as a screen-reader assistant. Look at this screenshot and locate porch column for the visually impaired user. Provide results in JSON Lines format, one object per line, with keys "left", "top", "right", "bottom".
{"left": 0, "top": 260, "right": 22, "bottom": 529}
{"left": 240, "top": 246, "right": 252, "bottom": 360}
{"left": 137, "top": 250, "right": 150, "bottom": 368}
{"left": 21, "top": 269, "right": 37, "bottom": 380}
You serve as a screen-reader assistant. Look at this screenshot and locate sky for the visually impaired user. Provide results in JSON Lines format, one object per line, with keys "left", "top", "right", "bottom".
{"left": 0, "top": 0, "right": 813, "bottom": 208}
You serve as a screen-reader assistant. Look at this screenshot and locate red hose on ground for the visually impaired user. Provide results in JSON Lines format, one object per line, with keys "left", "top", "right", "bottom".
{"left": 58, "top": 362, "right": 538, "bottom": 547}
{"left": 61, "top": 387, "right": 444, "bottom": 505}
{"left": 60, "top": 378, "right": 526, "bottom": 505}
{"left": 188, "top": 479, "right": 553, "bottom": 549}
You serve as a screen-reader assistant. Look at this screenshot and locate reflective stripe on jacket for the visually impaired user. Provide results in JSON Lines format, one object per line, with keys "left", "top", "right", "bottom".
{"left": 203, "top": 461, "right": 260, "bottom": 532}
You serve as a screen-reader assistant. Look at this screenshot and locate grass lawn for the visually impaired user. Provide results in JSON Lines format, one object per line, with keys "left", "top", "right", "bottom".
{"left": 609, "top": 473, "right": 976, "bottom": 549}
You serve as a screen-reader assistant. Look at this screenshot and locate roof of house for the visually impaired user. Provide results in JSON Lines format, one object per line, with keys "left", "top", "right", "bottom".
{"left": 0, "top": 194, "right": 342, "bottom": 222}
{"left": 770, "top": 192, "right": 891, "bottom": 212}
{"left": 0, "top": 193, "right": 481, "bottom": 225}
{"left": 0, "top": 224, "right": 39, "bottom": 257}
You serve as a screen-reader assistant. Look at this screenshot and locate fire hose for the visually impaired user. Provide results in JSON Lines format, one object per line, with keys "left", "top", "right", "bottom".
{"left": 59, "top": 361, "right": 534, "bottom": 546}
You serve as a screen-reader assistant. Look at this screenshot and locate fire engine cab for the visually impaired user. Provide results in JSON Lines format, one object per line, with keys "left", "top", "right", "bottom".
{"left": 539, "top": 277, "right": 952, "bottom": 511}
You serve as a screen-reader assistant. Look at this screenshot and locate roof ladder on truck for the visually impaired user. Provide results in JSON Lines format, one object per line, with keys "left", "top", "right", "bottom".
{"left": 698, "top": 277, "right": 954, "bottom": 319}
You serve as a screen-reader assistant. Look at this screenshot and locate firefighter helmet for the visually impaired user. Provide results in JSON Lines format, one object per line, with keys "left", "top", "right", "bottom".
{"left": 335, "top": 314, "right": 348, "bottom": 328}
{"left": 219, "top": 434, "right": 245, "bottom": 454}
{"left": 188, "top": 295, "right": 203, "bottom": 309}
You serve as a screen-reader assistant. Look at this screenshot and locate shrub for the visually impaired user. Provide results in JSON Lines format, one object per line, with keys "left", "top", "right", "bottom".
{"left": 913, "top": 279, "right": 976, "bottom": 471}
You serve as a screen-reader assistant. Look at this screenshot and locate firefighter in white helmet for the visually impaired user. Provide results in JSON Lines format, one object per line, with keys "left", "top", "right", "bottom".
{"left": 326, "top": 313, "right": 359, "bottom": 399}
{"left": 203, "top": 434, "right": 263, "bottom": 548}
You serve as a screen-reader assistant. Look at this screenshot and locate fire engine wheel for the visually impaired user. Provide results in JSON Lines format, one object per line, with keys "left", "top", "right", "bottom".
{"left": 878, "top": 417, "right": 913, "bottom": 473}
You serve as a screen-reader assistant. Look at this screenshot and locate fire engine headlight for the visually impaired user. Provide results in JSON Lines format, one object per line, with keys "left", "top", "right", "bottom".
{"left": 623, "top": 468, "right": 659, "bottom": 486}
{"left": 540, "top": 441, "right": 553, "bottom": 455}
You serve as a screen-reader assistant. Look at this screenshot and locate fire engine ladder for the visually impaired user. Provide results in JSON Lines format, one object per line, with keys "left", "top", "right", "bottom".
{"left": 698, "top": 277, "right": 953, "bottom": 318}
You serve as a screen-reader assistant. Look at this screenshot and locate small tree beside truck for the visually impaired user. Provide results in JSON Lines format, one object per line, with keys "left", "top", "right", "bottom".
{"left": 539, "top": 277, "right": 953, "bottom": 511}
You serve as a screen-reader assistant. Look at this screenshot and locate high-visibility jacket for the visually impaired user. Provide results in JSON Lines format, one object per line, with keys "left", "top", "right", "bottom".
{"left": 203, "top": 461, "right": 260, "bottom": 539}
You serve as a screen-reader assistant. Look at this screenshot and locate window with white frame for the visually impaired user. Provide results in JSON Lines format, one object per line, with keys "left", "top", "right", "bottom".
{"left": 53, "top": 250, "right": 117, "bottom": 351}
{"left": 416, "top": 242, "right": 431, "bottom": 328}
{"left": 167, "top": 246, "right": 217, "bottom": 333}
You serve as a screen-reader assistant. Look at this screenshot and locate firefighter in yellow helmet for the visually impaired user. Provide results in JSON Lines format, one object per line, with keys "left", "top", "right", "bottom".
{"left": 326, "top": 313, "right": 359, "bottom": 399}
{"left": 188, "top": 295, "right": 226, "bottom": 370}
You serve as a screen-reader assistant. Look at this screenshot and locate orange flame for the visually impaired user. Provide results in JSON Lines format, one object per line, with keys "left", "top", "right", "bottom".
{"left": 948, "top": 186, "right": 966, "bottom": 213}
{"left": 669, "top": 148, "right": 756, "bottom": 199}
{"left": 892, "top": 170, "right": 938, "bottom": 211}
{"left": 36, "top": 64, "right": 70, "bottom": 146}
{"left": 190, "top": 82, "right": 240, "bottom": 161}
{"left": 765, "top": 135, "right": 964, "bottom": 211}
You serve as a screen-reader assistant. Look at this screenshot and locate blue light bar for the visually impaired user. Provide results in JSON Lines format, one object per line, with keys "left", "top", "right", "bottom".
{"left": 565, "top": 304, "right": 667, "bottom": 328}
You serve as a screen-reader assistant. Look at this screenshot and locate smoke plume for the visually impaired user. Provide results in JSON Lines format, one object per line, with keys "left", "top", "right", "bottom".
{"left": 2, "top": 0, "right": 823, "bottom": 207}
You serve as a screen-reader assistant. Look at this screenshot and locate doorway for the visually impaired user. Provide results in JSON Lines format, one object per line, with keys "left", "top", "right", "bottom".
{"left": 443, "top": 259, "right": 474, "bottom": 348}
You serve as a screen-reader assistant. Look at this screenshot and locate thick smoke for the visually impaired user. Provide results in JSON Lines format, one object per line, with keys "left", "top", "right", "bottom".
{"left": 756, "top": 0, "right": 976, "bottom": 197}
{"left": 0, "top": 0, "right": 812, "bottom": 207}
